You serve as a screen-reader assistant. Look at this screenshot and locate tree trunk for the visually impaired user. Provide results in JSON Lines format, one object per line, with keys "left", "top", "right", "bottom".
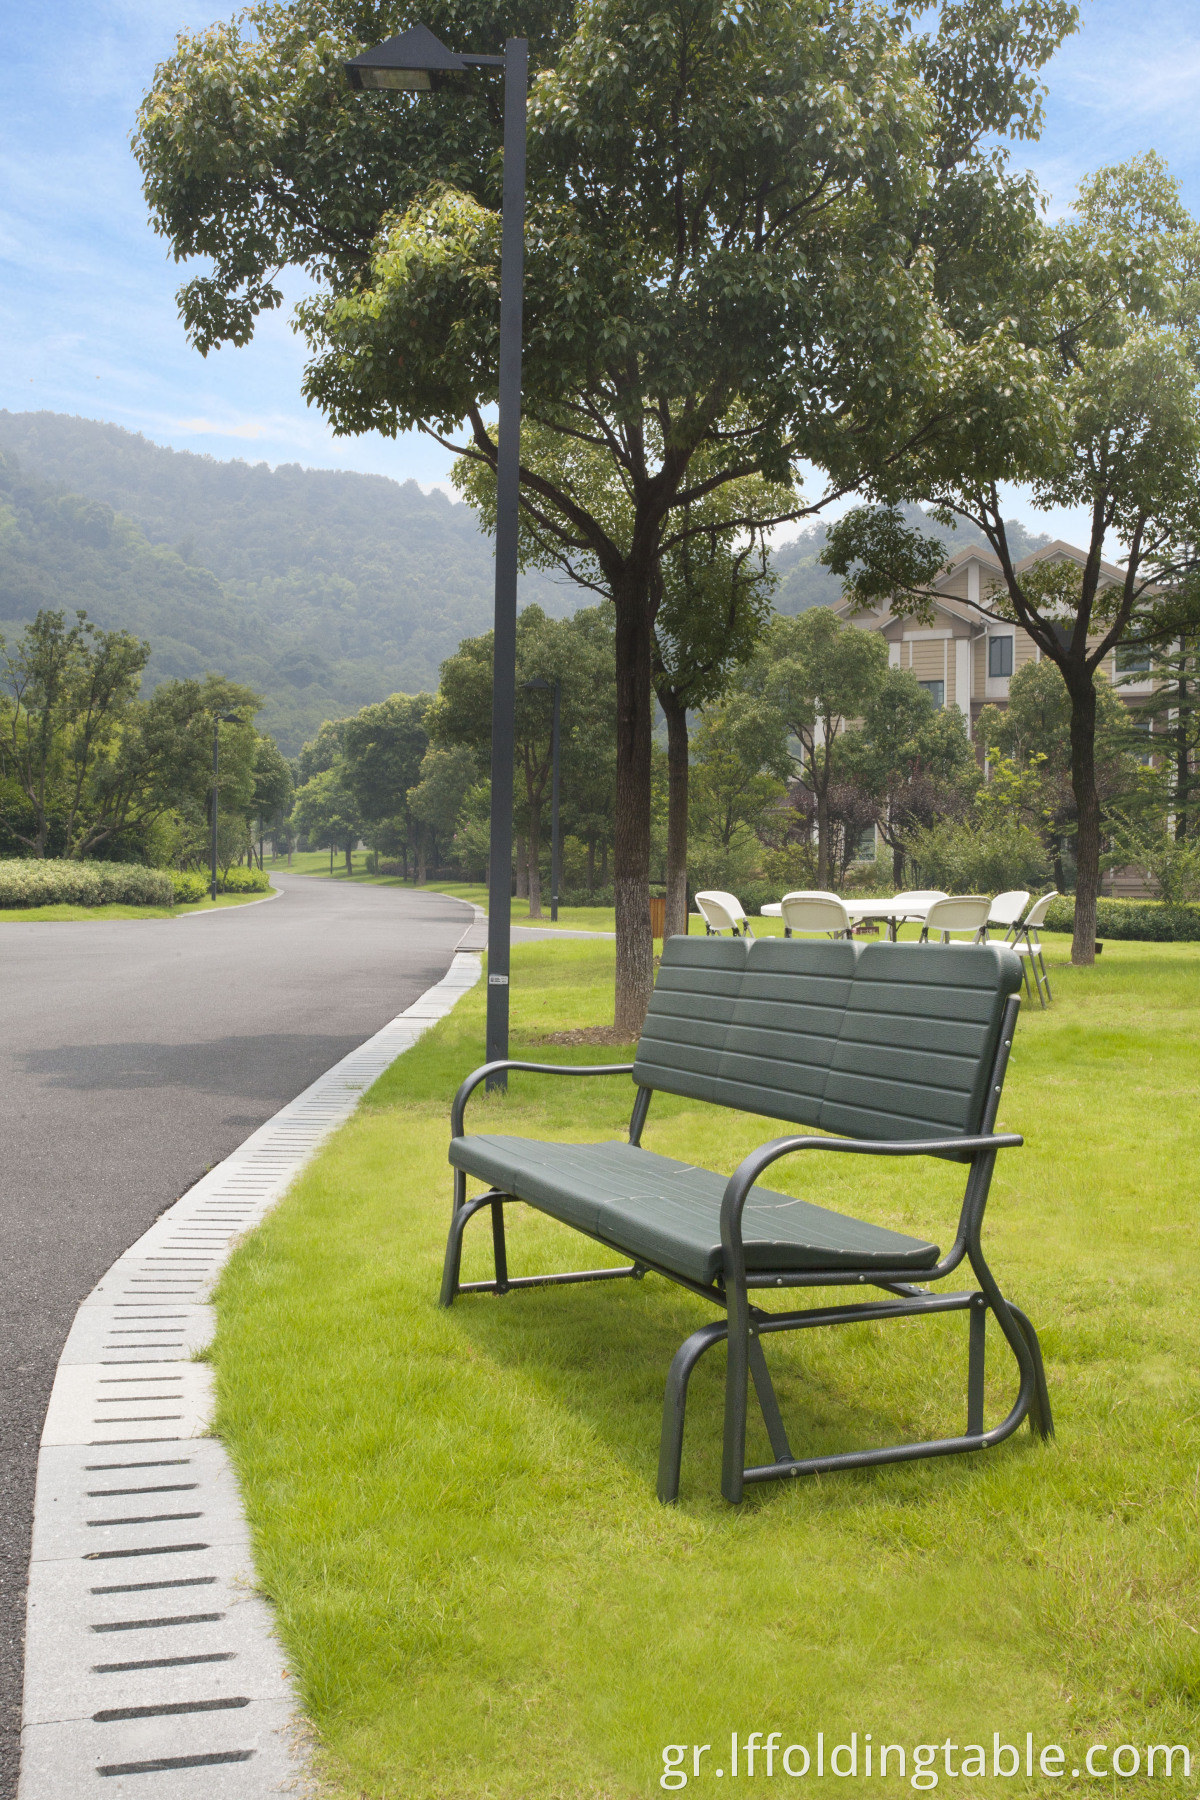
{"left": 587, "top": 838, "right": 595, "bottom": 896}
{"left": 1067, "top": 672, "right": 1100, "bottom": 966}
{"left": 815, "top": 780, "right": 830, "bottom": 888}
{"left": 660, "top": 686, "right": 690, "bottom": 940}
{"left": 345, "top": 840, "right": 353, "bottom": 875}
{"left": 613, "top": 579, "right": 655, "bottom": 1035}
{"left": 515, "top": 833, "right": 528, "bottom": 899}
{"left": 527, "top": 807, "right": 543, "bottom": 919}
{"left": 416, "top": 832, "right": 426, "bottom": 885}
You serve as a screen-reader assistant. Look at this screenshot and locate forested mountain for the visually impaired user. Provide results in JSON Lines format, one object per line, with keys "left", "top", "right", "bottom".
{"left": 0, "top": 412, "right": 1052, "bottom": 752}
{"left": 0, "top": 412, "right": 573, "bottom": 753}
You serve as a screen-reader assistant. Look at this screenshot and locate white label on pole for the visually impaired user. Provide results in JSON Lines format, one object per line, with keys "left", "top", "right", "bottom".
{"left": 488, "top": 974, "right": 509, "bottom": 985}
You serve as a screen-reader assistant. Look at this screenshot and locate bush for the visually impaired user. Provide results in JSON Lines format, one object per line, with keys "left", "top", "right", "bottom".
{"left": 171, "top": 871, "right": 209, "bottom": 904}
{"left": 217, "top": 866, "right": 271, "bottom": 893}
{"left": 0, "top": 859, "right": 176, "bottom": 908}
{"left": 1043, "top": 895, "right": 1200, "bottom": 942}
{"left": 906, "top": 818, "right": 1051, "bottom": 894}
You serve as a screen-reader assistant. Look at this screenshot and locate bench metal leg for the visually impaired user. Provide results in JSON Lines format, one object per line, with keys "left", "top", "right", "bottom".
{"left": 440, "top": 1188, "right": 644, "bottom": 1308}
{"left": 967, "top": 1295, "right": 986, "bottom": 1435}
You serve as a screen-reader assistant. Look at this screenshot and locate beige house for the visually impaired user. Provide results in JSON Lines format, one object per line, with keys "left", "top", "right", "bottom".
{"left": 833, "top": 538, "right": 1154, "bottom": 741}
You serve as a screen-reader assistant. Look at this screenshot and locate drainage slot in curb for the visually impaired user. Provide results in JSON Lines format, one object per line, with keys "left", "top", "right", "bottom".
{"left": 85, "top": 1542, "right": 208, "bottom": 1560}
{"left": 92, "top": 1611, "right": 224, "bottom": 1632}
{"left": 94, "top": 1696, "right": 250, "bottom": 1721}
{"left": 98, "top": 1749, "right": 254, "bottom": 1776}
{"left": 89, "top": 1484, "right": 199, "bottom": 1497}
{"left": 94, "top": 1651, "right": 235, "bottom": 1672}
{"left": 93, "top": 1576, "right": 217, "bottom": 1594}
{"left": 89, "top": 1512, "right": 203, "bottom": 1526}
{"left": 85, "top": 1458, "right": 192, "bottom": 1470}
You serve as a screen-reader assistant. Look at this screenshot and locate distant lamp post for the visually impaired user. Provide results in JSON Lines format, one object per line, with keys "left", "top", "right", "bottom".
{"left": 346, "top": 24, "right": 527, "bottom": 1088}
{"left": 524, "top": 678, "right": 561, "bottom": 922}
{"left": 209, "top": 712, "right": 240, "bottom": 901}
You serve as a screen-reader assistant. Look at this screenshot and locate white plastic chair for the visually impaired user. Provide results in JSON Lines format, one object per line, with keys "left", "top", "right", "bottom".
{"left": 986, "top": 889, "right": 1031, "bottom": 942}
{"left": 919, "top": 895, "right": 992, "bottom": 945}
{"left": 1012, "top": 890, "right": 1058, "bottom": 1007}
{"left": 779, "top": 891, "right": 852, "bottom": 939}
{"left": 694, "top": 890, "right": 754, "bottom": 938}
{"left": 885, "top": 889, "right": 947, "bottom": 939}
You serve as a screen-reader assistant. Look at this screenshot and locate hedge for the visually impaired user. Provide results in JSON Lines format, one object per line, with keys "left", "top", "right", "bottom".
{"left": 1043, "top": 895, "right": 1200, "bottom": 943}
{"left": 0, "top": 860, "right": 176, "bottom": 908}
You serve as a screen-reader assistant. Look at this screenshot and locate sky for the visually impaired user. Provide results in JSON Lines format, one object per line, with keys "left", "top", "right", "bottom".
{"left": 1, "top": 0, "right": 1197, "bottom": 540}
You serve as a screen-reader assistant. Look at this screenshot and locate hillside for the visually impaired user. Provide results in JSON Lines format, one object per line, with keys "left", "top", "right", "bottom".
{"left": 0, "top": 412, "right": 573, "bottom": 753}
{"left": 0, "top": 413, "right": 1052, "bottom": 753}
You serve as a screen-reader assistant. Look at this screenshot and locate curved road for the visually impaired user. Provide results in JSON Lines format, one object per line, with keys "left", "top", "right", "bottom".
{"left": 0, "top": 874, "right": 474, "bottom": 1797}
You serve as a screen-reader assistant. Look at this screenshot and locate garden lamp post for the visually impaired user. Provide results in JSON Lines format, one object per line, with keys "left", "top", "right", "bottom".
{"left": 346, "top": 25, "right": 527, "bottom": 1088}
{"left": 524, "top": 678, "right": 561, "bottom": 922}
{"left": 209, "top": 712, "right": 240, "bottom": 900}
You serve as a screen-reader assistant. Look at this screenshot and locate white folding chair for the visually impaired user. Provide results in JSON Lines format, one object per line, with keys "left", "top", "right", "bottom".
{"left": 986, "top": 889, "right": 1032, "bottom": 943}
{"left": 694, "top": 890, "right": 754, "bottom": 938}
{"left": 885, "top": 889, "right": 947, "bottom": 940}
{"left": 1011, "top": 890, "right": 1058, "bottom": 1007}
{"left": 778, "top": 891, "right": 853, "bottom": 939}
{"left": 919, "top": 895, "right": 992, "bottom": 945}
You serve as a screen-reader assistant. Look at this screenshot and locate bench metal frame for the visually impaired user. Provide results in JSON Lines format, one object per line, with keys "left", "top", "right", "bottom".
{"left": 440, "top": 993, "right": 1053, "bottom": 1503}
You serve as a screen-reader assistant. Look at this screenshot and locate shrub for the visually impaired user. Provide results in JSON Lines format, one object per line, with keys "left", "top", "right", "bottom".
{"left": 0, "top": 859, "right": 175, "bottom": 908}
{"left": 1043, "top": 895, "right": 1200, "bottom": 942}
{"left": 171, "top": 871, "right": 209, "bottom": 904}
{"left": 217, "top": 866, "right": 271, "bottom": 893}
{"left": 906, "top": 818, "right": 1051, "bottom": 894}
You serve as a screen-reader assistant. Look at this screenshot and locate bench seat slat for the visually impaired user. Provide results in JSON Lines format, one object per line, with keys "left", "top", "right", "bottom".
{"left": 448, "top": 1136, "right": 940, "bottom": 1287}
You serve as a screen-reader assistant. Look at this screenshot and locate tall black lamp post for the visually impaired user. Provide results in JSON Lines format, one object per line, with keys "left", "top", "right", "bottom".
{"left": 209, "top": 711, "right": 240, "bottom": 900}
{"left": 524, "top": 678, "right": 561, "bottom": 922}
{"left": 346, "top": 25, "right": 527, "bottom": 1087}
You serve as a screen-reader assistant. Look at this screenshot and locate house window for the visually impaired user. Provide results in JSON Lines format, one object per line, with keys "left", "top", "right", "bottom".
{"left": 988, "top": 635, "right": 1014, "bottom": 678}
{"left": 1116, "top": 641, "right": 1152, "bottom": 675}
{"left": 853, "top": 824, "right": 877, "bottom": 862}
{"left": 919, "top": 679, "right": 944, "bottom": 709}
{"left": 1133, "top": 715, "right": 1155, "bottom": 766}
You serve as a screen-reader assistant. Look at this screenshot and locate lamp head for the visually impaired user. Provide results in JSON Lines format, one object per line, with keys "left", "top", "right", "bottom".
{"left": 345, "top": 23, "right": 468, "bottom": 92}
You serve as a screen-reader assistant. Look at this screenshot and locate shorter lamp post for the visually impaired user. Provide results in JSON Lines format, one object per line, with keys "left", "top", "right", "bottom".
{"left": 524, "top": 678, "right": 561, "bottom": 922}
{"left": 209, "top": 713, "right": 240, "bottom": 900}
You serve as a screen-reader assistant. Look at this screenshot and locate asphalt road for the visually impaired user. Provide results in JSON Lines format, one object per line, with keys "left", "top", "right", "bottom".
{"left": 0, "top": 873, "right": 473, "bottom": 1797}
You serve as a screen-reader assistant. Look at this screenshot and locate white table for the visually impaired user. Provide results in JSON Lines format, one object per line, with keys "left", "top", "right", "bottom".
{"left": 760, "top": 899, "right": 936, "bottom": 942}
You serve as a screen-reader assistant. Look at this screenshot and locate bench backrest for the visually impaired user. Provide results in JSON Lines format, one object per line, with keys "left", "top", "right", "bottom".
{"left": 631, "top": 935, "right": 1022, "bottom": 1140}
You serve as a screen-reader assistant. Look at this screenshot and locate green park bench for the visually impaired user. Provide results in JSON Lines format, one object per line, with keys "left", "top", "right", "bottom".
{"left": 441, "top": 935, "right": 1053, "bottom": 1503}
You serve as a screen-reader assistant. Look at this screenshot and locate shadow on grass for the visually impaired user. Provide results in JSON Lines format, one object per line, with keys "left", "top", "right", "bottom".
{"left": 442, "top": 1201, "right": 1036, "bottom": 1510}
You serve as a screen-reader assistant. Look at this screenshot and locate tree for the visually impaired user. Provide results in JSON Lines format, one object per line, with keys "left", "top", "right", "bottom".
{"left": 0, "top": 609, "right": 149, "bottom": 857}
{"left": 458, "top": 427, "right": 785, "bottom": 936}
{"left": 250, "top": 735, "right": 294, "bottom": 865}
{"left": 341, "top": 693, "right": 432, "bottom": 875}
{"left": 1128, "top": 633, "right": 1200, "bottom": 841}
{"left": 293, "top": 761, "right": 362, "bottom": 870}
{"left": 737, "top": 610, "right": 890, "bottom": 886}
{"left": 430, "top": 604, "right": 616, "bottom": 916}
{"left": 839, "top": 668, "right": 977, "bottom": 883}
{"left": 976, "top": 657, "right": 1139, "bottom": 888}
{"left": 136, "top": 0, "right": 1076, "bottom": 1028}
{"left": 407, "top": 744, "right": 478, "bottom": 880}
{"left": 825, "top": 154, "right": 1200, "bottom": 964}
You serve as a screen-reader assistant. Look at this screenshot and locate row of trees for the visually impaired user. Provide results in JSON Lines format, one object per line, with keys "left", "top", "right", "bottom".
{"left": 137, "top": 0, "right": 1200, "bottom": 1019}
{"left": 288, "top": 593, "right": 1191, "bottom": 920}
{"left": 0, "top": 609, "right": 292, "bottom": 872}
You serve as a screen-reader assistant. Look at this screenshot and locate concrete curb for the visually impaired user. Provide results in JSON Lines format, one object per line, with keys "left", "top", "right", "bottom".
{"left": 175, "top": 886, "right": 282, "bottom": 920}
{"left": 18, "top": 951, "right": 483, "bottom": 1799}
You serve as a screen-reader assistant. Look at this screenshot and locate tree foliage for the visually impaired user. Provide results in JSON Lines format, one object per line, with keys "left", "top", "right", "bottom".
{"left": 135, "top": 0, "right": 1078, "bottom": 1028}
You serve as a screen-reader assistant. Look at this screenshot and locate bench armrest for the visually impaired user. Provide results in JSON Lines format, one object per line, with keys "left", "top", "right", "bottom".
{"left": 451, "top": 1059, "right": 636, "bottom": 1137}
{"left": 720, "top": 1131, "right": 1023, "bottom": 1254}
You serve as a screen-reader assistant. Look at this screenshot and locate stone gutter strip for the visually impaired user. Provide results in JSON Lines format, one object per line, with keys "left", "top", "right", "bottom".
{"left": 19, "top": 951, "right": 483, "bottom": 1799}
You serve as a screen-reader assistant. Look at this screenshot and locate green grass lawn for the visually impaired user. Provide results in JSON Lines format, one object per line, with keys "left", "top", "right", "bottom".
{"left": 213, "top": 933, "right": 1200, "bottom": 1799}
{"left": 0, "top": 889, "right": 276, "bottom": 922}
